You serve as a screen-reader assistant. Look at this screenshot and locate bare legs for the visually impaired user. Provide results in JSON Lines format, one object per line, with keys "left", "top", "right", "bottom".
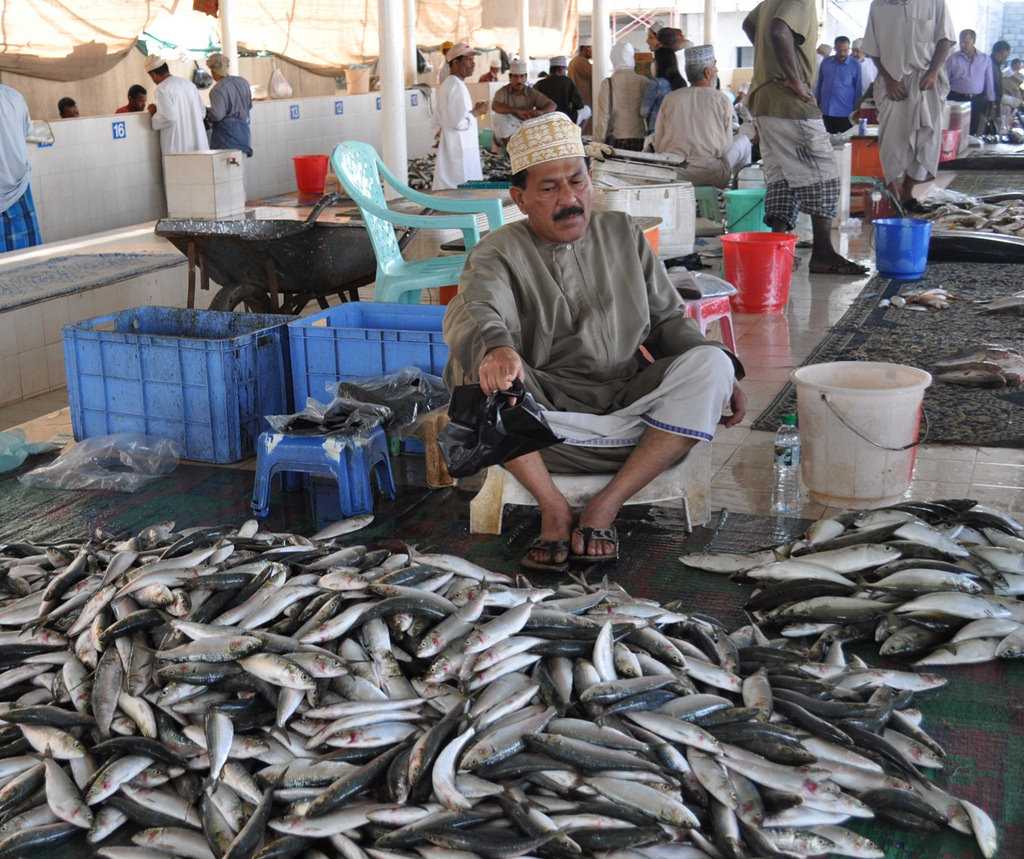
{"left": 505, "top": 427, "right": 698, "bottom": 562}
{"left": 770, "top": 215, "right": 867, "bottom": 276}
{"left": 504, "top": 451, "right": 573, "bottom": 565}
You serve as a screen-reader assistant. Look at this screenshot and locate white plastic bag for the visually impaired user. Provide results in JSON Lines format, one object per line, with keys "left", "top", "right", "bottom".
{"left": 19, "top": 434, "right": 181, "bottom": 493}
{"left": 269, "top": 67, "right": 293, "bottom": 99}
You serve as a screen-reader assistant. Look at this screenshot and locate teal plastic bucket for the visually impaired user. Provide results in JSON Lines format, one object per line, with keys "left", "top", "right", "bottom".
{"left": 724, "top": 188, "right": 768, "bottom": 233}
{"left": 874, "top": 218, "right": 932, "bottom": 280}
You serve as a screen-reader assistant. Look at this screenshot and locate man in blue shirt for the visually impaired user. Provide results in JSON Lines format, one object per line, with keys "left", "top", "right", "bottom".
{"left": 815, "top": 36, "right": 861, "bottom": 133}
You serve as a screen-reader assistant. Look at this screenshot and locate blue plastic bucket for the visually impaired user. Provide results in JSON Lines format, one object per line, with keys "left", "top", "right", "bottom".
{"left": 874, "top": 218, "right": 932, "bottom": 280}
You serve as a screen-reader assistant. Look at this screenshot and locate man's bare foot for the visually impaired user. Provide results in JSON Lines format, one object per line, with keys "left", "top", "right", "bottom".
{"left": 808, "top": 252, "right": 869, "bottom": 276}
{"left": 525, "top": 500, "right": 573, "bottom": 567}
{"left": 572, "top": 495, "right": 620, "bottom": 559}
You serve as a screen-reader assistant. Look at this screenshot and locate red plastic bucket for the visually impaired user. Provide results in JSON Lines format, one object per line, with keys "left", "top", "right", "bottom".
{"left": 721, "top": 232, "right": 798, "bottom": 314}
{"left": 293, "top": 155, "right": 329, "bottom": 195}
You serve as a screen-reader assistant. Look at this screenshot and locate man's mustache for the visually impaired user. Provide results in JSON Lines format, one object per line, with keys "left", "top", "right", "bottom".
{"left": 553, "top": 206, "right": 585, "bottom": 221}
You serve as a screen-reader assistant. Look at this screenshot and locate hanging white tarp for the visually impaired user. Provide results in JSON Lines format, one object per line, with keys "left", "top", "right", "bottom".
{"left": 0, "top": 0, "right": 176, "bottom": 81}
{"left": 0, "top": 0, "right": 576, "bottom": 82}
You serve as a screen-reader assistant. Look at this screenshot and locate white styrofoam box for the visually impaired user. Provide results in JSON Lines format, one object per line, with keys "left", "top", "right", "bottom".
{"left": 595, "top": 181, "right": 697, "bottom": 258}
{"left": 164, "top": 149, "right": 245, "bottom": 218}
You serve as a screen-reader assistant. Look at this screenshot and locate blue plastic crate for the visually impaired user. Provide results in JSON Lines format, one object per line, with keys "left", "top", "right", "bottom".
{"left": 287, "top": 302, "right": 448, "bottom": 406}
{"left": 63, "top": 307, "right": 293, "bottom": 464}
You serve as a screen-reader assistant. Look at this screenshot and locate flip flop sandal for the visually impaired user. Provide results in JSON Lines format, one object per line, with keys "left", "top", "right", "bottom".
{"left": 521, "top": 539, "right": 570, "bottom": 573}
{"left": 808, "top": 259, "right": 869, "bottom": 276}
{"left": 570, "top": 526, "right": 619, "bottom": 565}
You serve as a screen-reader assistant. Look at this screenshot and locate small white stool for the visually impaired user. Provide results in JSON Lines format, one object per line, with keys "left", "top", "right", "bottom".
{"left": 468, "top": 442, "right": 712, "bottom": 535}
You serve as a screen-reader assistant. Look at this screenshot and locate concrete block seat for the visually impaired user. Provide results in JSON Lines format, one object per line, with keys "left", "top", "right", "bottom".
{"left": 468, "top": 442, "right": 713, "bottom": 535}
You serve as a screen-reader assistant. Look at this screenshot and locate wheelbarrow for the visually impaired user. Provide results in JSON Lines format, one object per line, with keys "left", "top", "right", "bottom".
{"left": 155, "top": 193, "right": 411, "bottom": 314}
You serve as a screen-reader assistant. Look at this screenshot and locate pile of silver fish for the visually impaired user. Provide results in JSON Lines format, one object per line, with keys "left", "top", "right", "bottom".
{"left": 683, "top": 499, "right": 1024, "bottom": 673}
{"left": 0, "top": 511, "right": 1001, "bottom": 859}
{"left": 922, "top": 199, "right": 1024, "bottom": 235}
{"left": 932, "top": 345, "right": 1024, "bottom": 388}
{"left": 407, "top": 150, "right": 510, "bottom": 192}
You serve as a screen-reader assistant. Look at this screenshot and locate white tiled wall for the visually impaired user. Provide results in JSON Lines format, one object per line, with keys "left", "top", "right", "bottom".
{"left": 28, "top": 112, "right": 165, "bottom": 244}
{"left": 27, "top": 91, "right": 437, "bottom": 244}
{"left": 0, "top": 265, "right": 193, "bottom": 407}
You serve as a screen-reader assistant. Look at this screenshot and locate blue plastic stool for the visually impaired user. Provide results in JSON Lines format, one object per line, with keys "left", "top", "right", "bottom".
{"left": 251, "top": 427, "right": 396, "bottom": 519}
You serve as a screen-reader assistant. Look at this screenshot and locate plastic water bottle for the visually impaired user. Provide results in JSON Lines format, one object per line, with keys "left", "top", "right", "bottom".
{"left": 858, "top": 117, "right": 868, "bottom": 136}
{"left": 772, "top": 414, "right": 803, "bottom": 514}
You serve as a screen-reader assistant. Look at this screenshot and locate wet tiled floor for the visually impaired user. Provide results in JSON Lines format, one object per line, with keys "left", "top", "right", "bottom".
{"left": 701, "top": 229, "right": 1024, "bottom": 520}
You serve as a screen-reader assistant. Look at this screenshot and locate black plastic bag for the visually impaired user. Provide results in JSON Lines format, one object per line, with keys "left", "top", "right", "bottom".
{"left": 439, "top": 380, "right": 562, "bottom": 478}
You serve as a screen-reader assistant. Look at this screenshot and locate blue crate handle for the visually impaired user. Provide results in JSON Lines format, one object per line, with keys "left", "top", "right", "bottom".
{"left": 79, "top": 313, "right": 119, "bottom": 330}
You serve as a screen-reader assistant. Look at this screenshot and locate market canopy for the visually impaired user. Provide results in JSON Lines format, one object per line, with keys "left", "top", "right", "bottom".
{"left": 0, "top": 0, "right": 577, "bottom": 81}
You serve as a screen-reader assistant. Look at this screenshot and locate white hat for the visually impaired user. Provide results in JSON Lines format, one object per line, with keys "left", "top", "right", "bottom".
{"left": 445, "top": 42, "right": 475, "bottom": 63}
{"left": 144, "top": 54, "right": 167, "bottom": 73}
{"left": 490, "top": 58, "right": 501, "bottom": 68}
{"left": 507, "top": 113, "right": 585, "bottom": 175}
{"left": 579, "top": 36, "right": 592, "bottom": 47}
{"left": 684, "top": 44, "right": 715, "bottom": 78}
{"left": 550, "top": 56, "right": 568, "bottom": 68}
{"left": 510, "top": 59, "right": 528, "bottom": 75}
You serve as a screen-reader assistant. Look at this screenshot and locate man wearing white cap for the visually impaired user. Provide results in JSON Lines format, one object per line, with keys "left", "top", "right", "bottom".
{"left": 491, "top": 60, "right": 556, "bottom": 146}
{"left": 535, "top": 56, "right": 585, "bottom": 124}
{"left": 654, "top": 45, "right": 752, "bottom": 188}
{"left": 443, "top": 114, "right": 745, "bottom": 571}
{"left": 851, "top": 38, "right": 878, "bottom": 97}
{"left": 145, "top": 55, "right": 208, "bottom": 155}
{"left": 205, "top": 53, "right": 253, "bottom": 156}
{"left": 569, "top": 39, "right": 594, "bottom": 130}
{"left": 479, "top": 59, "right": 501, "bottom": 83}
{"left": 433, "top": 43, "right": 487, "bottom": 191}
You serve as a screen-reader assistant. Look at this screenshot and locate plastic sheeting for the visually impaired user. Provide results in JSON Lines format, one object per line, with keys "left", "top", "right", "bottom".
{"left": 235, "top": 0, "right": 578, "bottom": 71}
{"left": 0, "top": 1, "right": 176, "bottom": 81}
{"left": 1, "top": 0, "right": 576, "bottom": 82}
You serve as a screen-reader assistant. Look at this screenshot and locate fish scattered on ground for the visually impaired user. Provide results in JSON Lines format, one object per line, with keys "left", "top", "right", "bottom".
{"left": 933, "top": 344, "right": 1024, "bottom": 388}
{"left": 0, "top": 510, "right": 1003, "bottom": 859}
{"left": 683, "top": 498, "right": 1024, "bottom": 672}
{"left": 981, "top": 293, "right": 1024, "bottom": 316}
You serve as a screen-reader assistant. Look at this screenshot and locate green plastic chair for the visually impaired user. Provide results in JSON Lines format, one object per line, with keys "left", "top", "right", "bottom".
{"left": 331, "top": 142, "right": 504, "bottom": 304}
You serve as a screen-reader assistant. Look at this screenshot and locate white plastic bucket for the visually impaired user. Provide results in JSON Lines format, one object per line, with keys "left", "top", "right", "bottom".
{"left": 595, "top": 182, "right": 696, "bottom": 257}
{"left": 792, "top": 362, "right": 931, "bottom": 509}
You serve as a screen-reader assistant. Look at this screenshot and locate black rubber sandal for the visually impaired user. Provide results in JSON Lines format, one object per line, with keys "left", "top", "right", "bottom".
{"left": 570, "top": 526, "right": 619, "bottom": 565}
{"left": 521, "top": 539, "right": 570, "bottom": 573}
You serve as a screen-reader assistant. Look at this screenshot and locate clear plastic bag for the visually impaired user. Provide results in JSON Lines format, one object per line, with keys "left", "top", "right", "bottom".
{"left": 19, "top": 434, "right": 181, "bottom": 493}
{"left": 329, "top": 367, "right": 450, "bottom": 434}
{"left": 0, "top": 429, "right": 61, "bottom": 473}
